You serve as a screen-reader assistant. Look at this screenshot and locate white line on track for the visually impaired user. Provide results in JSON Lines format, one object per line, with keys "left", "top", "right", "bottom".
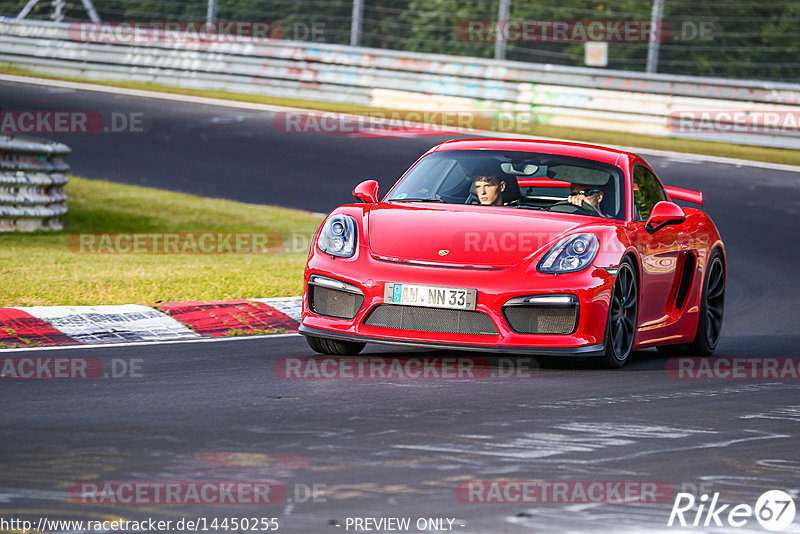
{"left": 0, "top": 332, "right": 301, "bottom": 353}
{"left": 3, "top": 73, "right": 800, "bottom": 173}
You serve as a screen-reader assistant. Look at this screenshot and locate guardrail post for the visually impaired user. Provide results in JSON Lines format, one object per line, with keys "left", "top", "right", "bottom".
{"left": 350, "top": 0, "right": 363, "bottom": 47}
{"left": 646, "top": 0, "right": 664, "bottom": 73}
{"left": 494, "top": 0, "right": 511, "bottom": 60}
{"left": 0, "top": 135, "right": 71, "bottom": 232}
{"left": 206, "top": 0, "right": 217, "bottom": 30}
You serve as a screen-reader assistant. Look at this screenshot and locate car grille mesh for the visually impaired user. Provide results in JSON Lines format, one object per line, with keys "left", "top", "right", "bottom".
{"left": 310, "top": 286, "right": 363, "bottom": 320}
{"left": 364, "top": 305, "right": 498, "bottom": 335}
{"left": 503, "top": 306, "right": 577, "bottom": 334}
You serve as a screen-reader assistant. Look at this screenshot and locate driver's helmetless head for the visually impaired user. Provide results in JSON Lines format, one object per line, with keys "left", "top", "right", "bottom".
{"left": 474, "top": 175, "right": 506, "bottom": 206}
{"left": 569, "top": 183, "right": 604, "bottom": 209}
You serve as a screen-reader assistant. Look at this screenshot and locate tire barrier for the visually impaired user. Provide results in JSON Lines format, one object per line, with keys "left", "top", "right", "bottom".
{"left": 0, "top": 133, "right": 70, "bottom": 232}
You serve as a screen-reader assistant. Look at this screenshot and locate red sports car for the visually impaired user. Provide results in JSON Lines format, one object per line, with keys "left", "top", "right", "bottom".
{"left": 299, "top": 138, "right": 725, "bottom": 367}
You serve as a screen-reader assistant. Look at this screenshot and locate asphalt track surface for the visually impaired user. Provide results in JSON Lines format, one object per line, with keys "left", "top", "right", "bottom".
{"left": 2, "top": 79, "right": 800, "bottom": 533}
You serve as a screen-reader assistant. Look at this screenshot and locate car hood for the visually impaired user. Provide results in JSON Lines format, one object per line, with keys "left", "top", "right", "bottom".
{"left": 366, "top": 203, "right": 585, "bottom": 267}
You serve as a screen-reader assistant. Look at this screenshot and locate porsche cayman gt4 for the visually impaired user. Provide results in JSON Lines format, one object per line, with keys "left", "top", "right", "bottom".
{"left": 299, "top": 139, "right": 725, "bottom": 368}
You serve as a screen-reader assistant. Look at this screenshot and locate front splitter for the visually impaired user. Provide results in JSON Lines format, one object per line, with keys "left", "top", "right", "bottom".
{"left": 299, "top": 325, "right": 605, "bottom": 357}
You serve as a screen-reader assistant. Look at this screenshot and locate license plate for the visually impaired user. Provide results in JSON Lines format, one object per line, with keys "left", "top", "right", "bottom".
{"left": 383, "top": 283, "right": 477, "bottom": 311}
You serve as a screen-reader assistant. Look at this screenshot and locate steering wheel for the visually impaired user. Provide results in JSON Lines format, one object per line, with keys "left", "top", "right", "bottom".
{"left": 548, "top": 200, "right": 603, "bottom": 216}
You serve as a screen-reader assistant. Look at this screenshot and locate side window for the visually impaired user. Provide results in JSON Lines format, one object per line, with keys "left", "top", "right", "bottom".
{"left": 633, "top": 165, "right": 667, "bottom": 221}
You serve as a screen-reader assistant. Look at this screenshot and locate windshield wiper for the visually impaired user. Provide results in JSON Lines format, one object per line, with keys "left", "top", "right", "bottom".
{"left": 391, "top": 198, "right": 445, "bottom": 203}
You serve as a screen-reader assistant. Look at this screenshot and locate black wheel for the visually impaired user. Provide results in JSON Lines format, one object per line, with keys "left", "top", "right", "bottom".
{"left": 687, "top": 251, "right": 725, "bottom": 355}
{"left": 600, "top": 258, "right": 638, "bottom": 368}
{"left": 305, "top": 335, "right": 366, "bottom": 356}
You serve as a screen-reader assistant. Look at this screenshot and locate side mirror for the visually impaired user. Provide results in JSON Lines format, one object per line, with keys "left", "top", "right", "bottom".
{"left": 645, "top": 201, "right": 686, "bottom": 233}
{"left": 353, "top": 180, "right": 380, "bottom": 203}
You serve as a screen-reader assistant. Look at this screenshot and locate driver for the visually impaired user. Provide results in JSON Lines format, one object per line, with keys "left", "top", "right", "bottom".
{"left": 474, "top": 174, "right": 506, "bottom": 206}
{"left": 567, "top": 183, "right": 606, "bottom": 216}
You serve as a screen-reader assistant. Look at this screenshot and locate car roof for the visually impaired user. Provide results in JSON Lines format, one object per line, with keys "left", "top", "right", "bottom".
{"left": 429, "top": 138, "right": 635, "bottom": 167}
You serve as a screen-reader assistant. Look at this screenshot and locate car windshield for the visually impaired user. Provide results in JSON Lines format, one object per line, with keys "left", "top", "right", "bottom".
{"left": 385, "top": 149, "right": 626, "bottom": 220}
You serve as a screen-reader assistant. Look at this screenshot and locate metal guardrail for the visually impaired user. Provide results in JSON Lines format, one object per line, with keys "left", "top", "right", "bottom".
{"left": 0, "top": 19, "right": 799, "bottom": 149}
{"left": 0, "top": 134, "right": 70, "bottom": 232}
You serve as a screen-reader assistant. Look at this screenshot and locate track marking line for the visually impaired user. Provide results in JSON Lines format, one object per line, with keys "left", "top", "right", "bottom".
{"left": 0, "top": 332, "right": 301, "bottom": 353}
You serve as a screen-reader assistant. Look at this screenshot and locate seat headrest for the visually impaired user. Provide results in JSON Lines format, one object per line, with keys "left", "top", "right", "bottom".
{"left": 501, "top": 174, "right": 521, "bottom": 204}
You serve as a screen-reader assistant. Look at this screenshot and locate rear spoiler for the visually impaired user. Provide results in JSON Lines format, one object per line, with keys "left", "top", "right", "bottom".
{"left": 664, "top": 185, "right": 703, "bottom": 206}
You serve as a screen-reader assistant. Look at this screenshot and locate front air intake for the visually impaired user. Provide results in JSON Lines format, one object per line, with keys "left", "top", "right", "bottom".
{"left": 364, "top": 305, "right": 498, "bottom": 335}
{"left": 502, "top": 295, "right": 578, "bottom": 334}
{"left": 308, "top": 276, "right": 364, "bottom": 319}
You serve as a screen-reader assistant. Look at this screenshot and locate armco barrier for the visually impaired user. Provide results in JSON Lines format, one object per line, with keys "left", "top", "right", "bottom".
{"left": 0, "top": 134, "right": 70, "bottom": 232}
{"left": 0, "top": 19, "right": 799, "bottom": 149}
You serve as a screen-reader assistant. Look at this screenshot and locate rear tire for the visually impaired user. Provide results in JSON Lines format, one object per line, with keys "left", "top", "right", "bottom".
{"left": 305, "top": 335, "right": 366, "bottom": 356}
{"left": 687, "top": 251, "right": 725, "bottom": 355}
{"left": 599, "top": 258, "right": 638, "bottom": 368}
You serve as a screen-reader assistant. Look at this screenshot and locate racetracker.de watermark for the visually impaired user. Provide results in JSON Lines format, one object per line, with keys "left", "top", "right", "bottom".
{"left": 67, "top": 232, "right": 314, "bottom": 254}
{"left": 456, "top": 20, "right": 713, "bottom": 43}
{"left": 0, "top": 111, "right": 148, "bottom": 134}
{"left": 667, "top": 357, "right": 800, "bottom": 379}
{"left": 69, "top": 481, "right": 287, "bottom": 504}
{"left": 668, "top": 110, "right": 800, "bottom": 135}
{"left": 457, "top": 480, "right": 674, "bottom": 503}
{"left": 67, "top": 21, "right": 324, "bottom": 43}
{"left": 457, "top": 231, "right": 626, "bottom": 254}
{"left": 0, "top": 357, "right": 142, "bottom": 379}
{"left": 274, "top": 356, "right": 543, "bottom": 379}
{"left": 275, "top": 356, "right": 489, "bottom": 380}
{"left": 271, "top": 110, "right": 539, "bottom": 135}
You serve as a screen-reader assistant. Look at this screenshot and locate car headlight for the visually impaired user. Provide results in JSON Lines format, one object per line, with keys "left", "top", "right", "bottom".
{"left": 537, "top": 233, "right": 599, "bottom": 273}
{"left": 317, "top": 214, "right": 357, "bottom": 257}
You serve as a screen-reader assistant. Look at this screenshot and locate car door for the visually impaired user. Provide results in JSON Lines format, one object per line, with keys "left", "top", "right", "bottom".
{"left": 628, "top": 164, "right": 684, "bottom": 329}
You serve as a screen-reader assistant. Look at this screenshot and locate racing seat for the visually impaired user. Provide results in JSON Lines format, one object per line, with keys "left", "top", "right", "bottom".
{"left": 599, "top": 189, "right": 619, "bottom": 218}
{"left": 501, "top": 174, "right": 521, "bottom": 205}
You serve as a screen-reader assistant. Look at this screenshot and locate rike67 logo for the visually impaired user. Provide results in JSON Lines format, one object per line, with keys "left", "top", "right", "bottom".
{"left": 668, "top": 490, "right": 796, "bottom": 531}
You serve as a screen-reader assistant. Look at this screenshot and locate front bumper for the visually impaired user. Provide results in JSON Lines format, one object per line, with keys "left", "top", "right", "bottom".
{"left": 301, "top": 250, "right": 615, "bottom": 355}
{"left": 299, "top": 325, "right": 605, "bottom": 356}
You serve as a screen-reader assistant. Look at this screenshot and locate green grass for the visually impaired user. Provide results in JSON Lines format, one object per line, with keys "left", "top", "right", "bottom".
{"left": 0, "top": 177, "right": 322, "bottom": 306}
{"left": 2, "top": 63, "right": 799, "bottom": 166}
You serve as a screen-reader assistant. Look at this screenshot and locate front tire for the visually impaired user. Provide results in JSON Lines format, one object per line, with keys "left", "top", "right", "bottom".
{"left": 305, "top": 335, "right": 366, "bottom": 356}
{"left": 600, "top": 258, "right": 638, "bottom": 368}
